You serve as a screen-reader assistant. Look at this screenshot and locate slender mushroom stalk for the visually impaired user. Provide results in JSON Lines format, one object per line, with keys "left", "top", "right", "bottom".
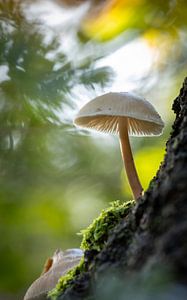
{"left": 119, "top": 118, "right": 143, "bottom": 199}
{"left": 74, "top": 92, "right": 164, "bottom": 201}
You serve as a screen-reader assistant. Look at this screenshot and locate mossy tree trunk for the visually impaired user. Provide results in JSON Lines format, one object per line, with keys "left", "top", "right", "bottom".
{"left": 55, "top": 78, "right": 187, "bottom": 300}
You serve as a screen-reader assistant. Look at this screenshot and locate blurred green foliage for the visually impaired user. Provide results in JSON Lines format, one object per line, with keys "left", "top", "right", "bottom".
{"left": 0, "top": 0, "right": 186, "bottom": 299}
{"left": 0, "top": 1, "right": 115, "bottom": 297}
{"left": 81, "top": 0, "right": 187, "bottom": 41}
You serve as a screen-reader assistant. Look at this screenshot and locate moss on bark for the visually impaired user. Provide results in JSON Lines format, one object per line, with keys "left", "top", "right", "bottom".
{"left": 49, "top": 200, "right": 134, "bottom": 299}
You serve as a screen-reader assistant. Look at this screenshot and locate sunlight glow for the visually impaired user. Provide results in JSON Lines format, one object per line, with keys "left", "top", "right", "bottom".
{"left": 0, "top": 65, "right": 10, "bottom": 83}
{"left": 96, "top": 39, "right": 155, "bottom": 92}
{"left": 23, "top": 0, "right": 89, "bottom": 27}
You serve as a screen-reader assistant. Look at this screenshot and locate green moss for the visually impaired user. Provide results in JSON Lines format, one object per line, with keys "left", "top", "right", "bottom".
{"left": 80, "top": 200, "right": 134, "bottom": 252}
{"left": 49, "top": 257, "right": 85, "bottom": 300}
{"left": 48, "top": 200, "right": 134, "bottom": 300}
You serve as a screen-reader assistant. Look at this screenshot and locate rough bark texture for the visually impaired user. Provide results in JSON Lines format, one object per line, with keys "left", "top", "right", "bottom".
{"left": 56, "top": 78, "right": 187, "bottom": 300}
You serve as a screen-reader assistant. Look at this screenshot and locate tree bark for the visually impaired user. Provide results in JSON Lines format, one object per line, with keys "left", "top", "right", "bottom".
{"left": 56, "top": 78, "right": 187, "bottom": 300}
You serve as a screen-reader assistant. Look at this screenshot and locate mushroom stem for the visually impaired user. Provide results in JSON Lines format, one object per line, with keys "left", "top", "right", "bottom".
{"left": 119, "top": 118, "right": 143, "bottom": 200}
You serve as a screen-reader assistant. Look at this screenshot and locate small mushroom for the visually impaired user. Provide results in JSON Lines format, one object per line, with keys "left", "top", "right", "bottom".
{"left": 24, "top": 248, "right": 83, "bottom": 300}
{"left": 74, "top": 92, "right": 164, "bottom": 200}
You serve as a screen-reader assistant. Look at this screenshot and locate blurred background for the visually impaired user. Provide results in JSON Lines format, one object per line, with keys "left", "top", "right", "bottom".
{"left": 0, "top": 0, "right": 186, "bottom": 299}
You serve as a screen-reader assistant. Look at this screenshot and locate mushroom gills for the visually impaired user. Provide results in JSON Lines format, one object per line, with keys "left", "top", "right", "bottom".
{"left": 75, "top": 115, "right": 163, "bottom": 136}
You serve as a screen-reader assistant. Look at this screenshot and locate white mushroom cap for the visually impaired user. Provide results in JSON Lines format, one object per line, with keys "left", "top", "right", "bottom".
{"left": 24, "top": 249, "right": 83, "bottom": 300}
{"left": 74, "top": 92, "right": 164, "bottom": 136}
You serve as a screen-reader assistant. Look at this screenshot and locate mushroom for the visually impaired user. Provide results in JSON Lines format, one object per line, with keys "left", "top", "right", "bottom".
{"left": 24, "top": 248, "right": 83, "bottom": 300}
{"left": 74, "top": 92, "right": 164, "bottom": 200}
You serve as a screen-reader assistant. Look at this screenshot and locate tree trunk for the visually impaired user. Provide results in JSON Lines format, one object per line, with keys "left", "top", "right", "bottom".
{"left": 56, "top": 78, "right": 187, "bottom": 300}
